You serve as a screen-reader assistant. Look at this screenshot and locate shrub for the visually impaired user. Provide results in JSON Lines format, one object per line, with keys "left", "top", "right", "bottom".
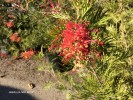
{"left": 48, "top": 0, "right": 133, "bottom": 99}
{"left": 49, "top": 20, "right": 104, "bottom": 71}
{"left": 0, "top": 0, "right": 55, "bottom": 58}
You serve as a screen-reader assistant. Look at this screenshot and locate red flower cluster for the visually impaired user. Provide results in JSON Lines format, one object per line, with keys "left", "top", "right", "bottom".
{"left": 49, "top": 21, "right": 104, "bottom": 67}
{"left": 21, "top": 49, "right": 35, "bottom": 59}
{"left": 60, "top": 22, "right": 90, "bottom": 63}
{"left": 10, "top": 33, "right": 21, "bottom": 42}
{"left": 6, "top": 21, "right": 14, "bottom": 28}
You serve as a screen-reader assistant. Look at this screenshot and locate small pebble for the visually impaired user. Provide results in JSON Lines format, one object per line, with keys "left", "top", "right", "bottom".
{"left": 28, "top": 83, "right": 35, "bottom": 89}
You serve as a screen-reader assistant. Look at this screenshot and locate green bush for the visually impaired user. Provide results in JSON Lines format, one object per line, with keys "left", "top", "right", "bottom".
{"left": 0, "top": 0, "right": 132, "bottom": 99}
{"left": 0, "top": 0, "right": 55, "bottom": 58}
{"left": 48, "top": 0, "right": 133, "bottom": 99}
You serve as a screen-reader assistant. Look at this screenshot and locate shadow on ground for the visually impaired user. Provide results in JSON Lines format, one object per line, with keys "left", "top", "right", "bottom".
{"left": 0, "top": 85, "right": 37, "bottom": 100}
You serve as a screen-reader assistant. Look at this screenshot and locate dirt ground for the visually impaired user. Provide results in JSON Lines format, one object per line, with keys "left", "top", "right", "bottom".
{"left": 0, "top": 56, "right": 66, "bottom": 100}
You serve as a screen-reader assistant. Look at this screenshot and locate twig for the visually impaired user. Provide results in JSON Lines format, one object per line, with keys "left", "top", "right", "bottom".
{"left": 90, "top": 65, "right": 102, "bottom": 85}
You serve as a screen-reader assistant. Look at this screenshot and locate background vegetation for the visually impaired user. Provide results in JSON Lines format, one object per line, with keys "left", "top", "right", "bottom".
{"left": 0, "top": 0, "right": 133, "bottom": 100}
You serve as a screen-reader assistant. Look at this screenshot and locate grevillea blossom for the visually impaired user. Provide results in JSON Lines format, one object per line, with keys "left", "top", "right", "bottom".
{"left": 21, "top": 49, "right": 35, "bottom": 59}
{"left": 10, "top": 33, "right": 21, "bottom": 42}
{"left": 59, "top": 22, "right": 91, "bottom": 63}
{"left": 6, "top": 21, "right": 14, "bottom": 28}
{"left": 49, "top": 21, "right": 104, "bottom": 69}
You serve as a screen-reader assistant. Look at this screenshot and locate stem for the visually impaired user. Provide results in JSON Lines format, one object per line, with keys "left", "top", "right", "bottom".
{"left": 90, "top": 65, "right": 102, "bottom": 85}
{"left": 118, "top": 0, "right": 123, "bottom": 13}
{"left": 26, "top": 0, "right": 29, "bottom": 10}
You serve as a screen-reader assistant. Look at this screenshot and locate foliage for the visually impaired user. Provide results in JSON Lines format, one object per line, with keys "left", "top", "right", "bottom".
{"left": 48, "top": 0, "right": 133, "bottom": 100}
{"left": 0, "top": 0, "right": 133, "bottom": 99}
{"left": 0, "top": 0, "right": 55, "bottom": 58}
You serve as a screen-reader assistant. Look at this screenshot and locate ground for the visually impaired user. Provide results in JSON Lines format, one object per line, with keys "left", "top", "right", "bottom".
{"left": 0, "top": 56, "right": 66, "bottom": 100}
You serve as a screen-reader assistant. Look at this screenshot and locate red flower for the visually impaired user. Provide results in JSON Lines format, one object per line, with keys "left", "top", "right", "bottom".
{"left": 21, "top": 49, "right": 35, "bottom": 59}
{"left": 6, "top": 21, "right": 14, "bottom": 28}
{"left": 59, "top": 22, "right": 90, "bottom": 62}
{"left": 10, "top": 33, "right": 21, "bottom": 42}
{"left": 16, "top": 37, "right": 21, "bottom": 42}
{"left": 96, "top": 40, "right": 104, "bottom": 46}
{"left": 66, "top": 22, "right": 73, "bottom": 29}
{"left": 49, "top": 21, "right": 103, "bottom": 64}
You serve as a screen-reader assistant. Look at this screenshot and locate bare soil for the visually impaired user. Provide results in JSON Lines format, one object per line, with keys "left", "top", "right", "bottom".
{"left": 0, "top": 56, "right": 66, "bottom": 100}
